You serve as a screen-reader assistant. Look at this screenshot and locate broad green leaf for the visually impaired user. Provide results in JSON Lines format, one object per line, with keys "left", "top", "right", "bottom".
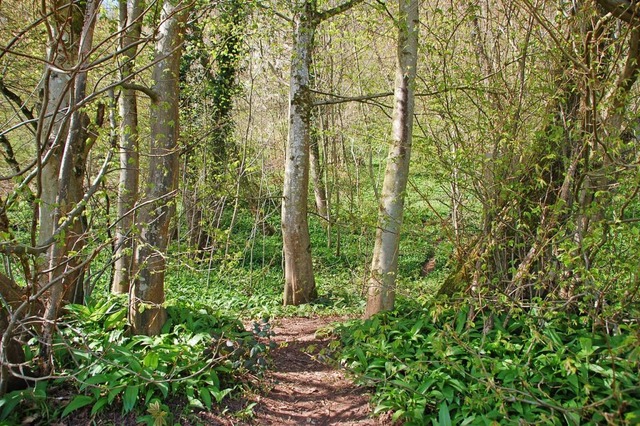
{"left": 625, "top": 411, "right": 640, "bottom": 422}
{"left": 62, "top": 395, "right": 94, "bottom": 417}
{"left": 155, "top": 381, "right": 169, "bottom": 398}
{"left": 354, "top": 347, "right": 367, "bottom": 367}
{"left": 460, "top": 415, "right": 477, "bottom": 425}
{"left": 200, "top": 387, "right": 212, "bottom": 409}
{"left": 143, "top": 352, "right": 160, "bottom": 369}
{"left": 391, "top": 409, "right": 405, "bottom": 421}
{"left": 33, "top": 380, "right": 48, "bottom": 398}
{"left": 438, "top": 402, "right": 452, "bottom": 426}
{"left": 211, "top": 388, "right": 232, "bottom": 403}
{"left": 105, "top": 308, "right": 127, "bottom": 330}
{"left": 108, "top": 386, "right": 124, "bottom": 404}
{"left": 123, "top": 385, "right": 139, "bottom": 413}
{"left": 0, "top": 391, "right": 23, "bottom": 420}
{"left": 563, "top": 411, "right": 580, "bottom": 426}
{"left": 84, "top": 374, "right": 111, "bottom": 386}
{"left": 208, "top": 370, "right": 220, "bottom": 388}
{"left": 91, "top": 397, "right": 109, "bottom": 415}
{"left": 410, "top": 320, "right": 424, "bottom": 338}
{"left": 455, "top": 309, "right": 466, "bottom": 334}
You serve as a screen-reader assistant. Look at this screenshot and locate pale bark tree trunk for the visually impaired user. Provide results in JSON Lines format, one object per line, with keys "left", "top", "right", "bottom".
{"left": 113, "top": 0, "right": 143, "bottom": 294}
{"left": 41, "top": 0, "right": 100, "bottom": 367}
{"left": 282, "top": 0, "right": 364, "bottom": 305}
{"left": 38, "top": 1, "right": 96, "bottom": 306}
{"left": 130, "top": 0, "right": 187, "bottom": 336}
{"left": 310, "top": 110, "right": 329, "bottom": 221}
{"left": 365, "top": 0, "right": 418, "bottom": 318}
{"left": 282, "top": 2, "right": 317, "bottom": 305}
{"left": 36, "top": 0, "right": 80, "bottom": 281}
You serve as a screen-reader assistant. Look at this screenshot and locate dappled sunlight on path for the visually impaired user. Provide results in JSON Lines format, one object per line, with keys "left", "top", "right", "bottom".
{"left": 248, "top": 316, "right": 392, "bottom": 426}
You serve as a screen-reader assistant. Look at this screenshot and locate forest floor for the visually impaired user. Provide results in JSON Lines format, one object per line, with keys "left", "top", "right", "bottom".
{"left": 200, "top": 316, "right": 393, "bottom": 426}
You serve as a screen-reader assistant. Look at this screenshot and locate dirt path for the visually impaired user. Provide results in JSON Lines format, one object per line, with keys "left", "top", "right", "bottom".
{"left": 202, "top": 316, "right": 390, "bottom": 425}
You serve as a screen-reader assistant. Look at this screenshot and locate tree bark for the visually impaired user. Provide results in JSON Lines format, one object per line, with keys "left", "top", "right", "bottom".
{"left": 113, "top": 0, "right": 144, "bottom": 294}
{"left": 365, "top": 0, "right": 418, "bottom": 318}
{"left": 36, "top": 0, "right": 80, "bottom": 279}
{"left": 40, "top": 0, "right": 100, "bottom": 368}
{"left": 310, "top": 109, "right": 329, "bottom": 221}
{"left": 130, "top": 0, "right": 187, "bottom": 335}
{"left": 281, "top": 0, "right": 365, "bottom": 305}
{"left": 282, "top": 2, "right": 317, "bottom": 305}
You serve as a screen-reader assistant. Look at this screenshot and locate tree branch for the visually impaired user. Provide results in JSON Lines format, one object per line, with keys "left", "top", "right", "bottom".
{"left": 120, "top": 83, "right": 159, "bottom": 103}
{"left": 312, "top": 89, "right": 393, "bottom": 106}
{"left": 256, "top": 2, "right": 293, "bottom": 23}
{"left": 596, "top": 0, "right": 640, "bottom": 24}
{"left": 0, "top": 80, "right": 36, "bottom": 131}
{"left": 317, "top": 0, "right": 366, "bottom": 22}
{"left": 312, "top": 83, "right": 505, "bottom": 106}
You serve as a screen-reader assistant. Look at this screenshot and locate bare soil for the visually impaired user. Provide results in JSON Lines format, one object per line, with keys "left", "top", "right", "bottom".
{"left": 200, "top": 316, "right": 393, "bottom": 426}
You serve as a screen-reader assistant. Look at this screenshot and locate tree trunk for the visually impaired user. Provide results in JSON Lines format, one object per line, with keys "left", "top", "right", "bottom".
{"left": 282, "top": 3, "right": 318, "bottom": 306}
{"left": 36, "top": 0, "right": 80, "bottom": 286}
{"left": 113, "top": 0, "right": 144, "bottom": 294}
{"left": 281, "top": 0, "right": 365, "bottom": 305}
{"left": 130, "top": 0, "right": 187, "bottom": 336}
{"left": 365, "top": 0, "right": 418, "bottom": 318}
{"left": 40, "top": 0, "right": 99, "bottom": 369}
{"left": 310, "top": 110, "right": 329, "bottom": 221}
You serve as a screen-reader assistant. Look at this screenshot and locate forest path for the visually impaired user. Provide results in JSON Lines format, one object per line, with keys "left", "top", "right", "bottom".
{"left": 247, "top": 316, "right": 385, "bottom": 425}
{"left": 201, "top": 316, "right": 392, "bottom": 425}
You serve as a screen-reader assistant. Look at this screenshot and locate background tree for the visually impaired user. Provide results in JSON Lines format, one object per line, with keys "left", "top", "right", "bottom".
{"left": 430, "top": 0, "right": 640, "bottom": 314}
{"left": 180, "top": 0, "right": 249, "bottom": 256}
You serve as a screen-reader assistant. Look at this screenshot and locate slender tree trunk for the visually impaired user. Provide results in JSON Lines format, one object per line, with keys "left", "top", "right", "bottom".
{"left": 310, "top": 110, "right": 329, "bottom": 221}
{"left": 130, "top": 0, "right": 187, "bottom": 336}
{"left": 41, "top": 0, "right": 99, "bottom": 367}
{"left": 282, "top": 3, "right": 318, "bottom": 305}
{"left": 36, "top": 0, "right": 80, "bottom": 283}
{"left": 37, "top": 1, "right": 94, "bottom": 306}
{"left": 365, "top": 0, "right": 418, "bottom": 318}
{"left": 113, "top": 0, "right": 144, "bottom": 294}
{"left": 281, "top": 0, "right": 364, "bottom": 305}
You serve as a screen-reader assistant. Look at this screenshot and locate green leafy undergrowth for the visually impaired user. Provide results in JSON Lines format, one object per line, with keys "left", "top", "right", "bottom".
{"left": 334, "top": 301, "right": 640, "bottom": 425}
{"left": 1, "top": 298, "right": 271, "bottom": 424}
{"left": 166, "top": 266, "right": 367, "bottom": 320}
